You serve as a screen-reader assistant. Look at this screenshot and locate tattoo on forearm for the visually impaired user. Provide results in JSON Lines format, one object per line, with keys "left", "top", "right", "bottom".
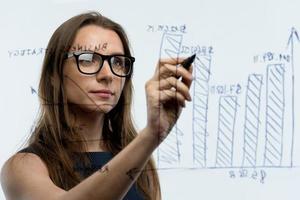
{"left": 98, "top": 165, "right": 109, "bottom": 173}
{"left": 126, "top": 168, "right": 140, "bottom": 181}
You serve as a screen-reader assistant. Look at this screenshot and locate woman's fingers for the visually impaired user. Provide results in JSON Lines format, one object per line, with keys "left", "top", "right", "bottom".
{"left": 159, "top": 89, "right": 186, "bottom": 107}
{"left": 146, "top": 79, "right": 188, "bottom": 108}
{"left": 156, "top": 63, "right": 193, "bottom": 87}
{"left": 158, "top": 57, "right": 186, "bottom": 65}
{"left": 147, "top": 57, "right": 194, "bottom": 106}
{"left": 181, "top": 64, "right": 193, "bottom": 88}
{"left": 159, "top": 76, "right": 191, "bottom": 101}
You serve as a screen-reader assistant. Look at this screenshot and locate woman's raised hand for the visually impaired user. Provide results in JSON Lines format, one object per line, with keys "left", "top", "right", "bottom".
{"left": 144, "top": 57, "right": 193, "bottom": 144}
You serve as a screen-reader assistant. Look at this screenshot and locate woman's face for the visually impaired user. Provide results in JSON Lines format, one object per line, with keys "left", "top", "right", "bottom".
{"left": 63, "top": 25, "right": 126, "bottom": 113}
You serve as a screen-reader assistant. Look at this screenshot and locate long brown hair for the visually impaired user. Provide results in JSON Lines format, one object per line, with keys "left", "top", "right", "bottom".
{"left": 28, "top": 11, "right": 160, "bottom": 199}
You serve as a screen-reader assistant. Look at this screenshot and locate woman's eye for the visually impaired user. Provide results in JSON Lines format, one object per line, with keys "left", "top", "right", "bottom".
{"left": 112, "top": 57, "right": 124, "bottom": 66}
{"left": 79, "top": 60, "right": 92, "bottom": 66}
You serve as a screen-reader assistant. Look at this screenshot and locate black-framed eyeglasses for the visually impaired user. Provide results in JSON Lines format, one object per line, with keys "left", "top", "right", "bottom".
{"left": 66, "top": 51, "right": 135, "bottom": 77}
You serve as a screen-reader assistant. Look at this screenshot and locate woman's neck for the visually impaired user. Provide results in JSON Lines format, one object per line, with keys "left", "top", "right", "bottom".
{"left": 70, "top": 106, "right": 107, "bottom": 152}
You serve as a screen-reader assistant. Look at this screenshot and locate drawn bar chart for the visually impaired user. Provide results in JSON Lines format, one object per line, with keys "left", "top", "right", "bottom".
{"left": 192, "top": 55, "right": 211, "bottom": 167}
{"left": 264, "top": 64, "right": 285, "bottom": 167}
{"left": 242, "top": 74, "right": 263, "bottom": 167}
{"left": 215, "top": 96, "right": 238, "bottom": 168}
{"left": 154, "top": 28, "right": 299, "bottom": 170}
{"left": 157, "top": 32, "right": 183, "bottom": 167}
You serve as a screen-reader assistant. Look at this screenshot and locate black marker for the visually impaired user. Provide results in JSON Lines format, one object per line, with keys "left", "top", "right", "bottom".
{"left": 181, "top": 54, "right": 196, "bottom": 70}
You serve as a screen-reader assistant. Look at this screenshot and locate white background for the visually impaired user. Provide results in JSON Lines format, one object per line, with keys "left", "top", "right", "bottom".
{"left": 1, "top": 0, "right": 300, "bottom": 199}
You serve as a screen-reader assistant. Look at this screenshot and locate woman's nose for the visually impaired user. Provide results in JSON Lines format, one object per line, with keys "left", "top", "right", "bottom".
{"left": 96, "top": 60, "right": 113, "bottom": 82}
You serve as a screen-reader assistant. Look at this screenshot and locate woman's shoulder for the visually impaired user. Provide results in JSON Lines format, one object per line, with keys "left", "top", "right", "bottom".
{"left": 4, "top": 147, "right": 45, "bottom": 166}
{"left": 1, "top": 148, "right": 49, "bottom": 179}
{"left": 1, "top": 146, "right": 46, "bottom": 175}
{"left": 0, "top": 148, "right": 49, "bottom": 197}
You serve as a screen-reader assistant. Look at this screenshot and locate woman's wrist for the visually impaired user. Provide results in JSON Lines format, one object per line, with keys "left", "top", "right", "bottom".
{"left": 139, "top": 126, "right": 162, "bottom": 149}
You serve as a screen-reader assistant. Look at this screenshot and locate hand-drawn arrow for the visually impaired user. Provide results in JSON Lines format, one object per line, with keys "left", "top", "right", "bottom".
{"left": 287, "top": 27, "right": 299, "bottom": 167}
{"left": 30, "top": 86, "right": 37, "bottom": 94}
{"left": 287, "top": 27, "right": 299, "bottom": 49}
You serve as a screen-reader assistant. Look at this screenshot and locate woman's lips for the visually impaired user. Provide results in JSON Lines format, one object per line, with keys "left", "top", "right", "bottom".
{"left": 89, "top": 90, "right": 113, "bottom": 99}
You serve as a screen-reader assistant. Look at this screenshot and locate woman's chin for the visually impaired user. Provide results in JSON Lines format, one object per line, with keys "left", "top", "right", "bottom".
{"left": 82, "top": 103, "right": 114, "bottom": 114}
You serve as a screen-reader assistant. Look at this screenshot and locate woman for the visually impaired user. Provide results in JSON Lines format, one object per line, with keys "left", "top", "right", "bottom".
{"left": 1, "top": 11, "right": 193, "bottom": 200}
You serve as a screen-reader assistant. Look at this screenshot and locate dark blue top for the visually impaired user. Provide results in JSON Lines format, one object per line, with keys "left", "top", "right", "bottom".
{"left": 19, "top": 148, "right": 144, "bottom": 200}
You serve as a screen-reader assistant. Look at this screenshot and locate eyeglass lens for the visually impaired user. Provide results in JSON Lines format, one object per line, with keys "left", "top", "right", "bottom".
{"left": 77, "top": 53, "right": 131, "bottom": 76}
